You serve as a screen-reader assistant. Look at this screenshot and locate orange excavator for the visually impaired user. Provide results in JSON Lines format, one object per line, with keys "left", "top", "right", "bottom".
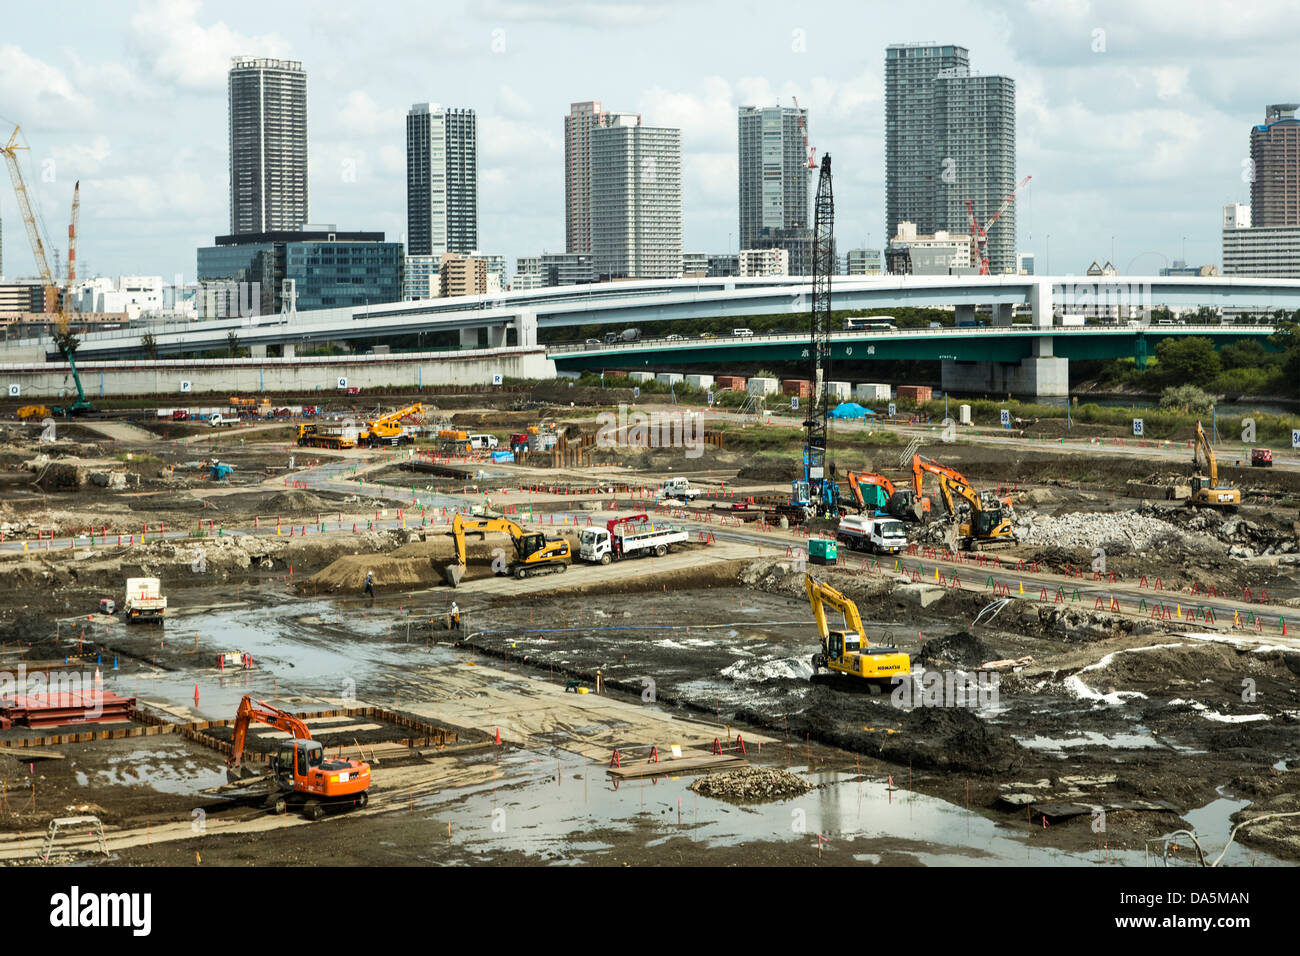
{"left": 227, "top": 695, "right": 371, "bottom": 820}
{"left": 910, "top": 454, "right": 1012, "bottom": 520}
{"left": 845, "top": 471, "right": 895, "bottom": 514}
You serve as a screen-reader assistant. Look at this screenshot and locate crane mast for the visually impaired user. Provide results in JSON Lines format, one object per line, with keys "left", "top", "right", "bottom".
{"left": 1, "top": 125, "right": 57, "bottom": 311}
{"left": 801, "top": 152, "right": 836, "bottom": 517}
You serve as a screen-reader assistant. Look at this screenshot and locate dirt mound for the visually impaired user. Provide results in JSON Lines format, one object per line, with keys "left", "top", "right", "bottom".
{"left": 0, "top": 609, "right": 52, "bottom": 644}
{"left": 263, "top": 490, "right": 330, "bottom": 513}
{"left": 737, "top": 460, "right": 797, "bottom": 482}
{"left": 304, "top": 554, "right": 442, "bottom": 593}
{"left": 690, "top": 767, "right": 812, "bottom": 802}
{"left": 917, "top": 630, "right": 995, "bottom": 668}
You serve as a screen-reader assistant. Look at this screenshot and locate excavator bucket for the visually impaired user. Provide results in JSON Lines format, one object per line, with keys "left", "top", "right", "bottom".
{"left": 443, "top": 563, "right": 464, "bottom": 588}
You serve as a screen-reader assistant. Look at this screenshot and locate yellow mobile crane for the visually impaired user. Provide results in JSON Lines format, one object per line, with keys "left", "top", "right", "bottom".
{"left": 936, "top": 472, "right": 1016, "bottom": 550}
{"left": 444, "top": 512, "right": 570, "bottom": 586}
{"left": 804, "top": 574, "right": 910, "bottom": 686}
{"left": 362, "top": 402, "right": 423, "bottom": 447}
{"left": 1190, "top": 421, "right": 1241, "bottom": 508}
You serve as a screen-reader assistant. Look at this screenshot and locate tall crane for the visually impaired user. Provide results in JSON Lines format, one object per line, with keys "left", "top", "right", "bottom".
{"left": 1, "top": 125, "right": 57, "bottom": 311}
{"left": 790, "top": 96, "right": 817, "bottom": 169}
{"left": 792, "top": 153, "right": 838, "bottom": 518}
{"left": 66, "top": 181, "right": 80, "bottom": 298}
{"left": 964, "top": 174, "right": 1031, "bottom": 275}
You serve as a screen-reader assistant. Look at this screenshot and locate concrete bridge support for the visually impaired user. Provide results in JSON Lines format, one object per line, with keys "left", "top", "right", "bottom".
{"left": 940, "top": 335, "right": 1068, "bottom": 398}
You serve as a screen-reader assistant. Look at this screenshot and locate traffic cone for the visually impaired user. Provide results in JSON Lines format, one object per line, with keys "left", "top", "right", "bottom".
{"left": 494, "top": 727, "right": 501, "bottom": 745}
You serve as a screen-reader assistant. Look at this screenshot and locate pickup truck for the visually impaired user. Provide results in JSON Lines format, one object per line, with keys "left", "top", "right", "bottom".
{"left": 578, "top": 523, "right": 689, "bottom": 564}
{"left": 657, "top": 477, "right": 703, "bottom": 501}
{"left": 209, "top": 413, "right": 240, "bottom": 427}
{"left": 1251, "top": 448, "right": 1273, "bottom": 467}
{"left": 124, "top": 577, "right": 167, "bottom": 624}
{"left": 836, "top": 514, "right": 908, "bottom": 555}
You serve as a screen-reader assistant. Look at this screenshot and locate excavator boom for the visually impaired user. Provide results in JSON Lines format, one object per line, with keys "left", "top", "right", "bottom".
{"left": 445, "top": 512, "right": 570, "bottom": 586}
{"left": 804, "top": 574, "right": 909, "bottom": 683}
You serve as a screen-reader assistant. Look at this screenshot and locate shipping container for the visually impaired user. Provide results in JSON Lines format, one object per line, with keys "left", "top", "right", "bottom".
{"left": 896, "top": 385, "right": 933, "bottom": 403}
{"left": 715, "top": 375, "right": 747, "bottom": 391}
{"left": 782, "top": 379, "right": 812, "bottom": 398}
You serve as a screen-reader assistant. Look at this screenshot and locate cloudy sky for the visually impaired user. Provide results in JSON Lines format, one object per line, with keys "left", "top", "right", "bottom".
{"left": 0, "top": 0, "right": 1285, "bottom": 283}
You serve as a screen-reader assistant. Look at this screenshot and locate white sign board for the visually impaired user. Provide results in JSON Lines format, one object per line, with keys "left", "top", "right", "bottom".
{"left": 888, "top": 402, "right": 896, "bottom": 418}
{"left": 707, "top": 391, "right": 714, "bottom": 405}
{"left": 180, "top": 380, "right": 192, "bottom": 393}
{"left": 1000, "top": 409, "right": 1011, "bottom": 427}
{"left": 1292, "top": 428, "right": 1300, "bottom": 449}
{"left": 337, "top": 377, "right": 348, "bottom": 389}
{"left": 492, "top": 374, "right": 503, "bottom": 386}
{"left": 1133, "top": 418, "right": 1144, "bottom": 437}
{"left": 633, "top": 387, "right": 640, "bottom": 399}
{"left": 7, "top": 384, "right": 18, "bottom": 397}
{"left": 791, "top": 396, "right": 799, "bottom": 411}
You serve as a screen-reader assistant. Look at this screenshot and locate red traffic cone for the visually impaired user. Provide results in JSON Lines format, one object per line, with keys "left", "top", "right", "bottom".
{"left": 494, "top": 727, "right": 501, "bottom": 745}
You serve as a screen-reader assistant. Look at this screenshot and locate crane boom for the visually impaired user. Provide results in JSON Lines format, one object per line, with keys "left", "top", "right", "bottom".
{"left": 66, "top": 180, "right": 80, "bottom": 313}
{"left": 1, "top": 125, "right": 56, "bottom": 308}
{"left": 966, "top": 174, "right": 1032, "bottom": 275}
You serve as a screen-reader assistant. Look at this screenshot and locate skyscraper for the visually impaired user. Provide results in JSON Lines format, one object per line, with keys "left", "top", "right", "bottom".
{"left": 884, "top": 44, "right": 1017, "bottom": 274}
{"left": 565, "top": 102, "right": 641, "bottom": 254}
{"left": 737, "top": 105, "right": 810, "bottom": 250}
{"left": 228, "top": 57, "right": 308, "bottom": 235}
{"left": 591, "top": 118, "right": 682, "bottom": 279}
{"left": 407, "top": 103, "right": 478, "bottom": 256}
{"left": 1250, "top": 104, "right": 1300, "bottom": 227}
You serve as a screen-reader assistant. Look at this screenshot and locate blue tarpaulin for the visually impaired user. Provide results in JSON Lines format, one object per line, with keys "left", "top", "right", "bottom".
{"left": 830, "top": 402, "right": 874, "bottom": 419}
{"left": 490, "top": 450, "right": 516, "bottom": 463}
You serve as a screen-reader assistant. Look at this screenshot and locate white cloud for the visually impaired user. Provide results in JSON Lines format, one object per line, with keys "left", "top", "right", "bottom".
{"left": 126, "top": 0, "right": 288, "bottom": 90}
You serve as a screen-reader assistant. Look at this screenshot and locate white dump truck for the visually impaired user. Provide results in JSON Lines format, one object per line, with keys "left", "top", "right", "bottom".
{"left": 836, "top": 514, "right": 908, "bottom": 555}
{"left": 578, "top": 518, "right": 689, "bottom": 565}
{"left": 656, "top": 477, "right": 703, "bottom": 501}
{"left": 124, "top": 577, "right": 167, "bottom": 624}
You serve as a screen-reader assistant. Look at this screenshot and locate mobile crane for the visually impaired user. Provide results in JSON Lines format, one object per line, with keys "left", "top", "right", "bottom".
{"left": 804, "top": 573, "right": 910, "bottom": 687}
{"left": 362, "top": 402, "right": 423, "bottom": 447}
{"left": 444, "top": 512, "right": 570, "bottom": 586}
{"left": 936, "top": 472, "right": 1016, "bottom": 550}
{"left": 1190, "top": 421, "right": 1241, "bottom": 509}
{"left": 226, "top": 695, "right": 370, "bottom": 820}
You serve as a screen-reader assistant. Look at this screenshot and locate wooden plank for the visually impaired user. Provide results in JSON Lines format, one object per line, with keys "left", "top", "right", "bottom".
{"left": 608, "top": 754, "right": 745, "bottom": 779}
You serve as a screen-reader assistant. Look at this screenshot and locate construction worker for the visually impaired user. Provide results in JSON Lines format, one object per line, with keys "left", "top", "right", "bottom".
{"left": 363, "top": 571, "right": 374, "bottom": 599}
{"left": 450, "top": 601, "right": 461, "bottom": 629}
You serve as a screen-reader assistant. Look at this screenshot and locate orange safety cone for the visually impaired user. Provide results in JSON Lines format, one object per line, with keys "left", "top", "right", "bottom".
{"left": 494, "top": 727, "right": 501, "bottom": 745}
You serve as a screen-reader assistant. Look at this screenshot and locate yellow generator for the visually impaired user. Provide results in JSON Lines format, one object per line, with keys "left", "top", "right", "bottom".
{"left": 804, "top": 574, "right": 910, "bottom": 686}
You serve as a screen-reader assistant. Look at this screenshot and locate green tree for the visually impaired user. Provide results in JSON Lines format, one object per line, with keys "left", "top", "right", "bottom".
{"left": 1159, "top": 384, "right": 1215, "bottom": 415}
{"left": 141, "top": 331, "right": 158, "bottom": 360}
{"left": 1154, "top": 336, "right": 1220, "bottom": 385}
{"left": 226, "top": 330, "right": 241, "bottom": 358}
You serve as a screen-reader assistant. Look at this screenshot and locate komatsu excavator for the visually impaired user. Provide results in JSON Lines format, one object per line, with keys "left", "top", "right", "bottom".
{"left": 804, "top": 573, "right": 910, "bottom": 687}
{"left": 1190, "top": 421, "right": 1241, "bottom": 509}
{"left": 226, "top": 695, "right": 370, "bottom": 820}
{"left": 444, "top": 512, "right": 570, "bottom": 586}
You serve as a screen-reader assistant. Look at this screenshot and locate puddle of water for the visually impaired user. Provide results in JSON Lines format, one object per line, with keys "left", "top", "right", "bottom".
{"left": 72, "top": 738, "right": 227, "bottom": 794}
{"left": 1015, "top": 729, "right": 1173, "bottom": 752}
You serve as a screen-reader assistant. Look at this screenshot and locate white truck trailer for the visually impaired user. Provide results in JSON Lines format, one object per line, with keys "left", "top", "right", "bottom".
{"left": 578, "top": 521, "right": 689, "bottom": 564}
{"left": 836, "top": 514, "right": 908, "bottom": 555}
{"left": 124, "top": 577, "right": 167, "bottom": 624}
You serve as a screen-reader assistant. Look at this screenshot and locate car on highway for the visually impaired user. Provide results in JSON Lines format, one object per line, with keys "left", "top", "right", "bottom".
{"left": 585, "top": 338, "right": 602, "bottom": 345}
{"left": 666, "top": 334, "right": 684, "bottom": 341}
{"left": 699, "top": 331, "right": 715, "bottom": 339}
{"left": 732, "top": 328, "right": 754, "bottom": 336}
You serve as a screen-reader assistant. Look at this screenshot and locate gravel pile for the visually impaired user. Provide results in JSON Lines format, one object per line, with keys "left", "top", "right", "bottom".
{"left": 1017, "top": 510, "right": 1192, "bottom": 553}
{"left": 690, "top": 767, "right": 812, "bottom": 802}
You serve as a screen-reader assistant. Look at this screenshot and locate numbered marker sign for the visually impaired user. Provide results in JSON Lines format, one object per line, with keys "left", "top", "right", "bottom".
{"left": 492, "top": 374, "right": 503, "bottom": 386}
{"left": 707, "top": 391, "right": 714, "bottom": 405}
{"left": 1000, "top": 409, "right": 1011, "bottom": 427}
{"left": 888, "top": 402, "right": 897, "bottom": 418}
{"left": 180, "top": 381, "right": 192, "bottom": 393}
{"left": 791, "top": 396, "right": 799, "bottom": 411}
{"left": 1292, "top": 428, "right": 1300, "bottom": 449}
{"left": 7, "top": 384, "right": 18, "bottom": 397}
{"left": 1133, "top": 418, "right": 1144, "bottom": 437}
{"left": 337, "top": 377, "right": 348, "bottom": 389}
{"left": 633, "top": 387, "right": 640, "bottom": 399}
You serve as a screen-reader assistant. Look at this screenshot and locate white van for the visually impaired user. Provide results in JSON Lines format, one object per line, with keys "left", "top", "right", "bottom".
{"left": 732, "top": 328, "right": 754, "bottom": 336}
{"left": 468, "top": 433, "right": 499, "bottom": 450}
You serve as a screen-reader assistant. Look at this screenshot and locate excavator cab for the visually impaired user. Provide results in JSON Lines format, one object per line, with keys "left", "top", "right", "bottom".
{"left": 273, "top": 739, "right": 324, "bottom": 791}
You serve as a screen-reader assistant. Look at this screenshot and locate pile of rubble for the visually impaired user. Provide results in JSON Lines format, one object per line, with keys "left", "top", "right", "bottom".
{"left": 690, "top": 767, "right": 812, "bottom": 802}
{"left": 1148, "top": 504, "right": 1299, "bottom": 558}
{"left": 1016, "top": 510, "right": 1193, "bottom": 554}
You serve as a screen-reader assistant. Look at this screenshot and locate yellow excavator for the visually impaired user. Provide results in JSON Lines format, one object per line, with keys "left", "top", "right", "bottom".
{"left": 936, "top": 472, "right": 1016, "bottom": 550}
{"left": 444, "top": 512, "right": 570, "bottom": 586}
{"left": 1190, "top": 421, "right": 1240, "bottom": 509}
{"left": 804, "top": 574, "right": 910, "bottom": 687}
{"left": 362, "top": 402, "right": 422, "bottom": 447}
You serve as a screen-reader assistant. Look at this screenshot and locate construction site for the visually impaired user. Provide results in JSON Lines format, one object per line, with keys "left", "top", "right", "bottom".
{"left": 1, "top": 144, "right": 1297, "bottom": 873}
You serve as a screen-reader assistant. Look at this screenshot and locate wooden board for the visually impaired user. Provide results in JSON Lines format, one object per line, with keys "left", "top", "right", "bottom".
{"left": 607, "top": 753, "right": 745, "bottom": 779}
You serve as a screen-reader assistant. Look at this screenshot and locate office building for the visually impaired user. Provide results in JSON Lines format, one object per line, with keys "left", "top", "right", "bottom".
{"left": 1224, "top": 202, "right": 1252, "bottom": 230}
{"left": 565, "top": 102, "right": 641, "bottom": 254}
{"left": 228, "top": 57, "right": 308, "bottom": 234}
{"left": 845, "top": 248, "right": 884, "bottom": 276}
{"left": 750, "top": 226, "right": 827, "bottom": 276}
{"left": 1017, "top": 252, "right": 1035, "bottom": 275}
{"left": 590, "top": 119, "right": 682, "bottom": 279}
{"left": 404, "top": 254, "right": 441, "bottom": 300}
{"left": 407, "top": 103, "right": 478, "bottom": 256}
{"left": 738, "top": 247, "right": 789, "bottom": 276}
{"left": 889, "top": 221, "right": 973, "bottom": 275}
{"left": 737, "top": 105, "right": 811, "bottom": 251}
{"left": 1222, "top": 218, "right": 1300, "bottom": 278}
{"left": 438, "top": 253, "right": 487, "bottom": 297}
{"left": 1250, "top": 104, "right": 1300, "bottom": 227}
{"left": 197, "top": 226, "right": 403, "bottom": 316}
{"left": 683, "top": 252, "right": 709, "bottom": 276}
{"left": 885, "top": 43, "right": 1017, "bottom": 274}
